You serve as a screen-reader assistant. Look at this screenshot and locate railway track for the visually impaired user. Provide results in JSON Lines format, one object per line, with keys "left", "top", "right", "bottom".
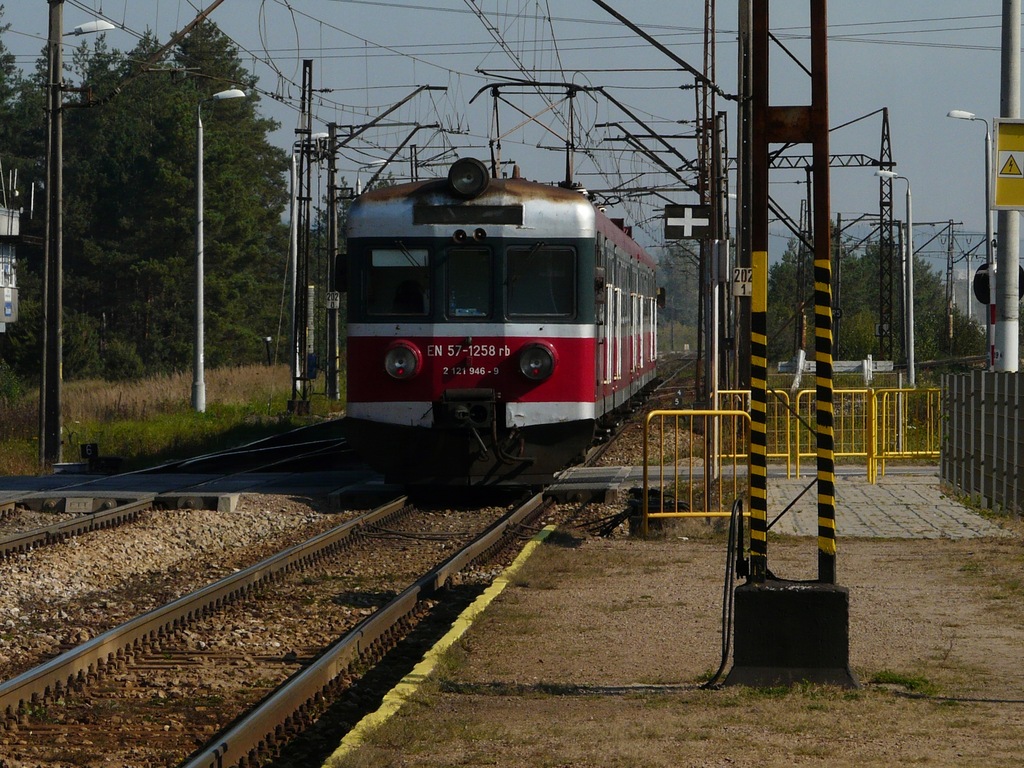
{"left": 0, "top": 422, "right": 361, "bottom": 562}
{"left": 0, "top": 497, "right": 155, "bottom": 560}
{"left": 0, "top": 377, "right": 675, "bottom": 765}
{"left": 0, "top": 492, "right": 551, "bottom": 766}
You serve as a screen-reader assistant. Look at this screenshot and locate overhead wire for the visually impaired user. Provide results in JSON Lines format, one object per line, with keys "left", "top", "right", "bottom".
{"left": 58, "top": 0, "right": 446, "bottom": 134}
{"left": 40, "top": 2, "right": 1006, "bottom": 231}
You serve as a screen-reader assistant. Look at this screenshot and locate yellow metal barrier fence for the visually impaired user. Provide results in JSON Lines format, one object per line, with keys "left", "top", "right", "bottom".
{"left": 793, "top": 388, "right": 876, "bottom": 481}
{"left": 873, "top": 388, "right": 942, "bottom": 475}
{"left": 640, "top": 389, "right": 941, "bottom": 534}
{"left": 641, "top": 409, "right": 751, "bottom": 535}
{"left": 714, "top": 387, "right": 942, "bottom": 484}
{"left": 719, "top": 390, "right": 792, "bottom": 476}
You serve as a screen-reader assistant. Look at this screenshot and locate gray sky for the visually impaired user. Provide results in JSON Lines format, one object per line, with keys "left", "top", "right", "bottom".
{"left": 1, "top": 1, "right": 1012, "bottom": 281}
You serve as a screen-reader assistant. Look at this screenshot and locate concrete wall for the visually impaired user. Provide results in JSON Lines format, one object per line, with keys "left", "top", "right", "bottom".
{"left": 942, "top": 372, "right": 1024, "bottom": 514}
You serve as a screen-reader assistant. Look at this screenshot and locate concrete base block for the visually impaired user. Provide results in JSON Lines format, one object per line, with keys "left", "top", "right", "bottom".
{"left": 725, "top": 579, "right": 859, "bottom": 689}
{"left": 157, "top": 494, "right": 237, "bottom": 512}
{"left": 217, "top": 493, "right": 239, "bottom": 513}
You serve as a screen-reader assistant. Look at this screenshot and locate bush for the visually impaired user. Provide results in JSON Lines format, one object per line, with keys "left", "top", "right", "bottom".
{"left": 103, "top": 338, "right": 146, "bottom": 381}
{"left": 0, "top": 359, "right": 22, "bottom": 405}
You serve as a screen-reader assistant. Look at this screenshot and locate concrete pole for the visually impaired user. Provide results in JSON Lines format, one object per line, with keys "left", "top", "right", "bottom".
{"left": 40, "top": 0, "right": 64, "bottom": 465}
{"left": 946, "top": 111, "right": 996, "bottom": 367}
{"left": 985, "top": 124, "right": 997, "bottom": 369}
{"left": 193, "top": 89, "right": 243, "bottom": 413}
{"left": 193, "top": 104, "right": 206, "bottom": 413}
{"left": 326, "top": 124, "right": 340, "bottom": 400}
{"left": 997, "top": 0, "right": 1021, "bottom": 371}
{"left": 736, "top": 0, "right": 752, "bottom": 389}
{"left": 905, "top": 181, "right": 916, "bottom": 387}
{"left": 876, "top": 169, "right": 914, "bottom": 384}
{"left": 288, "top": 152, "right": 299, "bottom": 401}
{"left": 40, "top": 4, "right": 119, "bottom": 461}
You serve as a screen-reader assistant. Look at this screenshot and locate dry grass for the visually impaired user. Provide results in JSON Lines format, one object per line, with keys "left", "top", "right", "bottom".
{"left": 0, "top": 364, "right": 340, "bottom": 474}
{"left": 61, "top": 364, "right": 291, "bottom": 422}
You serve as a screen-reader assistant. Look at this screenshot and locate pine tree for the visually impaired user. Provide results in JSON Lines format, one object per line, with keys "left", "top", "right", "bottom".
{"left": 6, "top": 21, "right": 294, "bottom": 380}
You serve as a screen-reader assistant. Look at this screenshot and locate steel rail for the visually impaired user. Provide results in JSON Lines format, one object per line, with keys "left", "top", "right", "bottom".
{"left": 151, "top": 436, "right": 353, "bottom": 473}
{"left": 0, "top": 496, "right": 155, "bottom": 560}
{"left": 181, "top": 491, "right": 549, "bottom": 768}
{"left": 0, "top": 495, "right": 409, "bottom": 724}
{"left": 0, "top": 428, "right": 357, "bottom": 561}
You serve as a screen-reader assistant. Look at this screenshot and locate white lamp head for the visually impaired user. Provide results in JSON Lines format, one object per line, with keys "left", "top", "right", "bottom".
{"left": 212, "top": 88, "right": 247, "bottom": 100}
{"left": 68, "top": 20, "right": 115, "bottom": 36}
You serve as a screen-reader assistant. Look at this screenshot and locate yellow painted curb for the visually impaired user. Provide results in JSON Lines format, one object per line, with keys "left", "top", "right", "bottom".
{"left": 322, "top": 524, "right": 556, "bottom": 766}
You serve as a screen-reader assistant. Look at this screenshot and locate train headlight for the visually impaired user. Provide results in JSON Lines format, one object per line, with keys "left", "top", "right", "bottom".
{"left": 384, "top": 341, "right": 422, "bottom": 380}
{"left": 518, "top": 343, "right": 556, "bottom": 381}
{"left": 448, "top": 157, "right": 490, "bottom": 198}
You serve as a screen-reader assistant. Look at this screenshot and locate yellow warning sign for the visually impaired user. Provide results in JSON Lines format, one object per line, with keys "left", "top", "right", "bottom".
{"left": 1000, "top": 154, "right": 1023, "bottom": 177}
{"left": 994, "top": 119, "right": 1024, "bottom": 209}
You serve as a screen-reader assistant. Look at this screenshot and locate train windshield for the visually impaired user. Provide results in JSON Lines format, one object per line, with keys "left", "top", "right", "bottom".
{"left": 507, "top": 244, "right": 576, "bottom": 317}
{"left": 367, "top": 247, "right": 430, "bottom": 316}
{"left": 446, "top": 247, "right": 492, "bottom": 319}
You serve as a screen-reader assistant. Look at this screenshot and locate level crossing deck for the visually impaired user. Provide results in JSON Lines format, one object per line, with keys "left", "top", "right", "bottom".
{"left": 1, "top": 464, "right": 1004, "bottom": 539}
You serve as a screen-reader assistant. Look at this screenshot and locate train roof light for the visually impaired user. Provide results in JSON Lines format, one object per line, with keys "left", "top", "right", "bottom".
{"left": 448, "top": 157, "right": 490, "bottom": 198}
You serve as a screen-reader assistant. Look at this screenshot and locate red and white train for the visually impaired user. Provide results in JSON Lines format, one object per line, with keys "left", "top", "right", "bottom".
{"left": 343, "top": 157, "right": 660, "bottom": 486}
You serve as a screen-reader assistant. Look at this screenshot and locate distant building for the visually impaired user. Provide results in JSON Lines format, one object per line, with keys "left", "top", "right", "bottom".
{"left": 0, "top": 205, "right": 18, "bottom": 332}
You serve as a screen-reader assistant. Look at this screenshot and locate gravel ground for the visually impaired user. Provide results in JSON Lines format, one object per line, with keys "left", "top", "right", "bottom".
{"left": 0, "top": 495, "right": 532, "bottom": 768}
{"left": 0, "top": 495, "right": 342, "bottom": 683}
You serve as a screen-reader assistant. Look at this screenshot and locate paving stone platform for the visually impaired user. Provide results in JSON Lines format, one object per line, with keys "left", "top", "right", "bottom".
{"left": 767, "top": 471, "right": 1008, "bottom": 538}
{"left": 550, "top": 465, "right": 1008, "bottom": 539}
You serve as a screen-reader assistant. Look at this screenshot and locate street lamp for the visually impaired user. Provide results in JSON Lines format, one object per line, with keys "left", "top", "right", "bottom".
{"left": 947, "top": 109, "right": 996, "bottom": 369}
{"left": 194, "top": 88, "right": 246, "bottom": 413}
{"left": 39, "top": 3, "right": 116, "bottom": 467}
{"left": 876, "top": 170, "right": 915, "bottom": 387}
{"left": 68, "top": 20, "right": 115, "bottom": 36}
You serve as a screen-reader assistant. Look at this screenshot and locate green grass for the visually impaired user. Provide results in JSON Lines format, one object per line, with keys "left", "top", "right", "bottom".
{"left": 0, "top": 364, "right": 345, "bottom": 474}
{"left": 870, "top": 669, "right": 941, "bottom": 696}
{"left": 76, "top": 405, "right": 311, "bottom": 470}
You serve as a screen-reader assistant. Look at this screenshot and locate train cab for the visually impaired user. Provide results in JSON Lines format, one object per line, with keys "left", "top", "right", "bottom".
{"left": 342, "top": 158, "right": 657, "bottom": 487}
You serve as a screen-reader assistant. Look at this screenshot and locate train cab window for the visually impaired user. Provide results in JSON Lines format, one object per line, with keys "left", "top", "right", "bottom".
{"left": 507, "top": 245, "right": 575, "bottom": 317}
{"left": 446, "top": 247, "right": 492, "bottom": 318}
{"left": 367, "top": 247, "right": 430, "bottom": 316}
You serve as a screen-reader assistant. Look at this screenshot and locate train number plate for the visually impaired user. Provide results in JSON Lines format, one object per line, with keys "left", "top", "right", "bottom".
{"left": 426, "top": 342, "right": 513, "bottom": 377}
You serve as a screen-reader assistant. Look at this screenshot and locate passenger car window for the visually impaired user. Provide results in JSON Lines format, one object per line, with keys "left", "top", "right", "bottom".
{"left": 446, "top": 247, "right": 492, "bottom": 318}
{"left": 507, "top": 245, "right": 575, "bottom": 317}
{"left": 367, "top": 247, "right": 430, "bottom": 316}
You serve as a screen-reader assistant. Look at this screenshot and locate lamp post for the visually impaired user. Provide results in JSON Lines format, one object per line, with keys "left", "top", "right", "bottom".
{"left": 877, "top": 170, "right": 915, "bottom": 386}
{"left": 39, "top": 2, "right": 116, "bottom": 467}
{"left": 947, "top": 109, "right": 996, "bottom": 369}
{"left": 194, "top": 88, "right": 246, "bottom": 413}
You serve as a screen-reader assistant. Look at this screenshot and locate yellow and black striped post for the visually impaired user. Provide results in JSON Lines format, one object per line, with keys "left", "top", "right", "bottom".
{"left": 726, "top": 0, "right": 856, "bottom": 690}
{"left": 810, "top": 0, "right": 837, "bottom": 585}
{"left": 748, "top": 0, "right": 837, "bottom": 585}
{"left": 814, "top": 240, "right": 837, "bottom": 584}
{"left": 748, "top": 248, "right": 769, "bottom": 582}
